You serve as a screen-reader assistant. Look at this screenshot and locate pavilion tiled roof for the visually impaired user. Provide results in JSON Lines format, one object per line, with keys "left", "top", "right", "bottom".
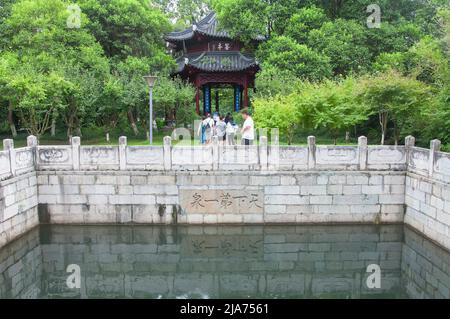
{"left": 165, "top": 12, "right": 265, "bottom": 42}
{"left": 175, "top": 51, "right": 259, "bottom": 73}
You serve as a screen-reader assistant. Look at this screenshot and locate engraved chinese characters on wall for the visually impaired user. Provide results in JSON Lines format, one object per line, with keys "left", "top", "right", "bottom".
{"left": 180, "top": 190, "right": 263, "bottom": 214}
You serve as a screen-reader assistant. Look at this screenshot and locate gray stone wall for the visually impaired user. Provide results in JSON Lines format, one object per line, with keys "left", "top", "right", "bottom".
{"left": 404, "top": 140, "right": 450, "bottom": 250}
{"left": 0, "top": 134, "right": 449, "bottom": 250}
{"left": 36, "top": 170, "right": 406, "bottom": 226}
{"left": 0, "top": 171, "right": 39, "bottom": 248}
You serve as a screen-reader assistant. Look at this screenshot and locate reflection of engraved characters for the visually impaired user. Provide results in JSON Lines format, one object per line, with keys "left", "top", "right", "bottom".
{"left": 190, "top": 192, "right": 205, "bottom": 208}
{"left": 224, "top": 43, "right": 230, "bottom": 50}
{"left": 192, "top": 240, "right": 205, "bottom": 254}
{"left": 220, "top": 192, "right": 233, "bottom": 209}
{"left": 248, "top": 239, "right": 262, "bottom": 254}
{"left": 221, "top": 240, "right": 233, "bottom": 255}
{"left": 248, "top": 194, "right": 262, "bottom": 209}
{"left": 67, "top": 4, "right": 81, "bottom": 29}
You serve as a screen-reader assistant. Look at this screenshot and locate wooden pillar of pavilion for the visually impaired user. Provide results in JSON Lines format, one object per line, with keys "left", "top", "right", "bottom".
{"left": 203, "top": 85, "right": 211, "bottom": 114}
{"left": 234, "top": 85, "right": 241, "bottom": 112}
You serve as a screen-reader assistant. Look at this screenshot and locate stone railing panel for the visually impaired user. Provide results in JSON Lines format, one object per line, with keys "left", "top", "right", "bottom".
{"left": 37, "top": 146, "right": 73, "bottom": 170}
{"left": 172, "top": 146, "right": 213, "bottom": 170}
{"left": 367, "top": 146, "right": 406, "bottom": 170}
{"left": 433, "top": 151, "right": 450, "bottom": 182}
{"left": 408, "top": 147, "right": 429, "bottom": 175}
{"left": 80, "top": 146, "right": 119, "bottom": 170}
{"left": 218, "top": 145, "right": 259, "bottom": 170}
{"left": 268, "top": 146, "right": 308, "bottom": 170}
{"left": 0, "top": 150, "right": 11, "bottom": 180}
{"left": 316, "top": 146, "right": 358, "bottom": 169}
{"left": 15, "top": 147, "right": 34, "bottom": 175}
{"left": 125, "top": 146, "right": 164, "bottom": 170}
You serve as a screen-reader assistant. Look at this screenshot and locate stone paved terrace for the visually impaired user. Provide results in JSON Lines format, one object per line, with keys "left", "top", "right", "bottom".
{"left": 0, "top": 135, "right": 449, "bottom": 251}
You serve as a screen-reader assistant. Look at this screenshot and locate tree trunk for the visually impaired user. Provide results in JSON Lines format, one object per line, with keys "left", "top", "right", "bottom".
{"left": 379, "top": 111, "right": 388, "bottom": 145}
{"left": 51, "top": 117, "right": 56, "bottom": 137}
{"left": 393, "top": 120, "right": 399, "bottom": 146}
{"left": 128, "top": 109, "right": 139, "bottom": 136}
{"left": 8, "top": 101, "right": 17, "bottom": 138}
{"left": 345, "top": 131, "right": 350, "bottom": 143}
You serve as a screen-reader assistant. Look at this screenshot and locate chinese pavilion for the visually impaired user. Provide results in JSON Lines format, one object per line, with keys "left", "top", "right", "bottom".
{"left": 165, "top": 12, "right": 263, "bottom": 114}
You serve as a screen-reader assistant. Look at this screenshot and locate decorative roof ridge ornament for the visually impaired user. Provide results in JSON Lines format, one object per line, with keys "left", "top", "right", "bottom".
{"left": 184, "top": 57, "right": 189, "bottom": 65}
{"left": 192, "top": 24, "right": 197, "bottom": 31}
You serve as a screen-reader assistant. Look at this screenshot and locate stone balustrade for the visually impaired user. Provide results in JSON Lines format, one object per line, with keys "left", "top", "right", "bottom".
{"left": 0, "top": 135, "right": 449, "bottom": 250}
{"left": 0, "top": 135, "right": 447, "bottom": 177}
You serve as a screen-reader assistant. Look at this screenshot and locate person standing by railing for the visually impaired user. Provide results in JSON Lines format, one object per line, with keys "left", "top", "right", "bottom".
{"left": 225, "top": 113, "right": 237, "bottom": 145}
{"left": 197, "top": 115, "right": 206, "bottom": 144}
{"left": 240, "top": 109, "right": 254, "bottom": 146}
{"left": 216, "top": 115, "right": 227, "bottom": 145}
{"left": 203, "top": 113, "right": 215, "bottom": 145}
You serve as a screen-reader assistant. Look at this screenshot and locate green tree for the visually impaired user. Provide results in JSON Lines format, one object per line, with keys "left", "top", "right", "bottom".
{"left": 78, "top": 0, "right": 173, "bottom": 63}
{"left": 307, "top": 19, "right": 370, "bottom": 76}
{"left": 254, "top": 66, "right": 300, "bottom": 98}
{"left": 153, "top": 77, "right": 196, "bottom": 127}
{"left": 0, "top": 0, "right": 110, "bottom": 137}
{"left": 258, "top": 36, "right": 332, "bottom": 81}
{"left": 155, "top": 0, "right": 212, "bottom": 26}
{"left": 213, "top": 0, "right": 268, "bottom": 42}
{"left": 285, "top": 5, "right": 328, "bottom": 43}
{"left": 365, "top": 22, "right": 422, "bottom": 59}
{"left": 357, "top": 71, "right": 433, "bottom": 145}
{"left": 291, "top": 79, "right": 369, "bottom": 144}
{"left": 253, "top": 95, "right": 299, "bottom": 145}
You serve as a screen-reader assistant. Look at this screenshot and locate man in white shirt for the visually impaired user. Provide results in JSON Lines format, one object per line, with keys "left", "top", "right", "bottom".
{"left": 240, "top": 109, "right": 254, "bottom": 146}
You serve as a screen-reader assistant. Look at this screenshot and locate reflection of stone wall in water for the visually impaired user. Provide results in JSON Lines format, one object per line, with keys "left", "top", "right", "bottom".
{"left": 1, "top": 225, "right": 448, "bottom": 298}
{"left": 36, "top": 225, "right": 406, "bottom": 298}
{"left": 0, "top": 228, "right": 42, "bottom": 298}
{"left": 401, "top": 227, "right": 450, "bottom": 299}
